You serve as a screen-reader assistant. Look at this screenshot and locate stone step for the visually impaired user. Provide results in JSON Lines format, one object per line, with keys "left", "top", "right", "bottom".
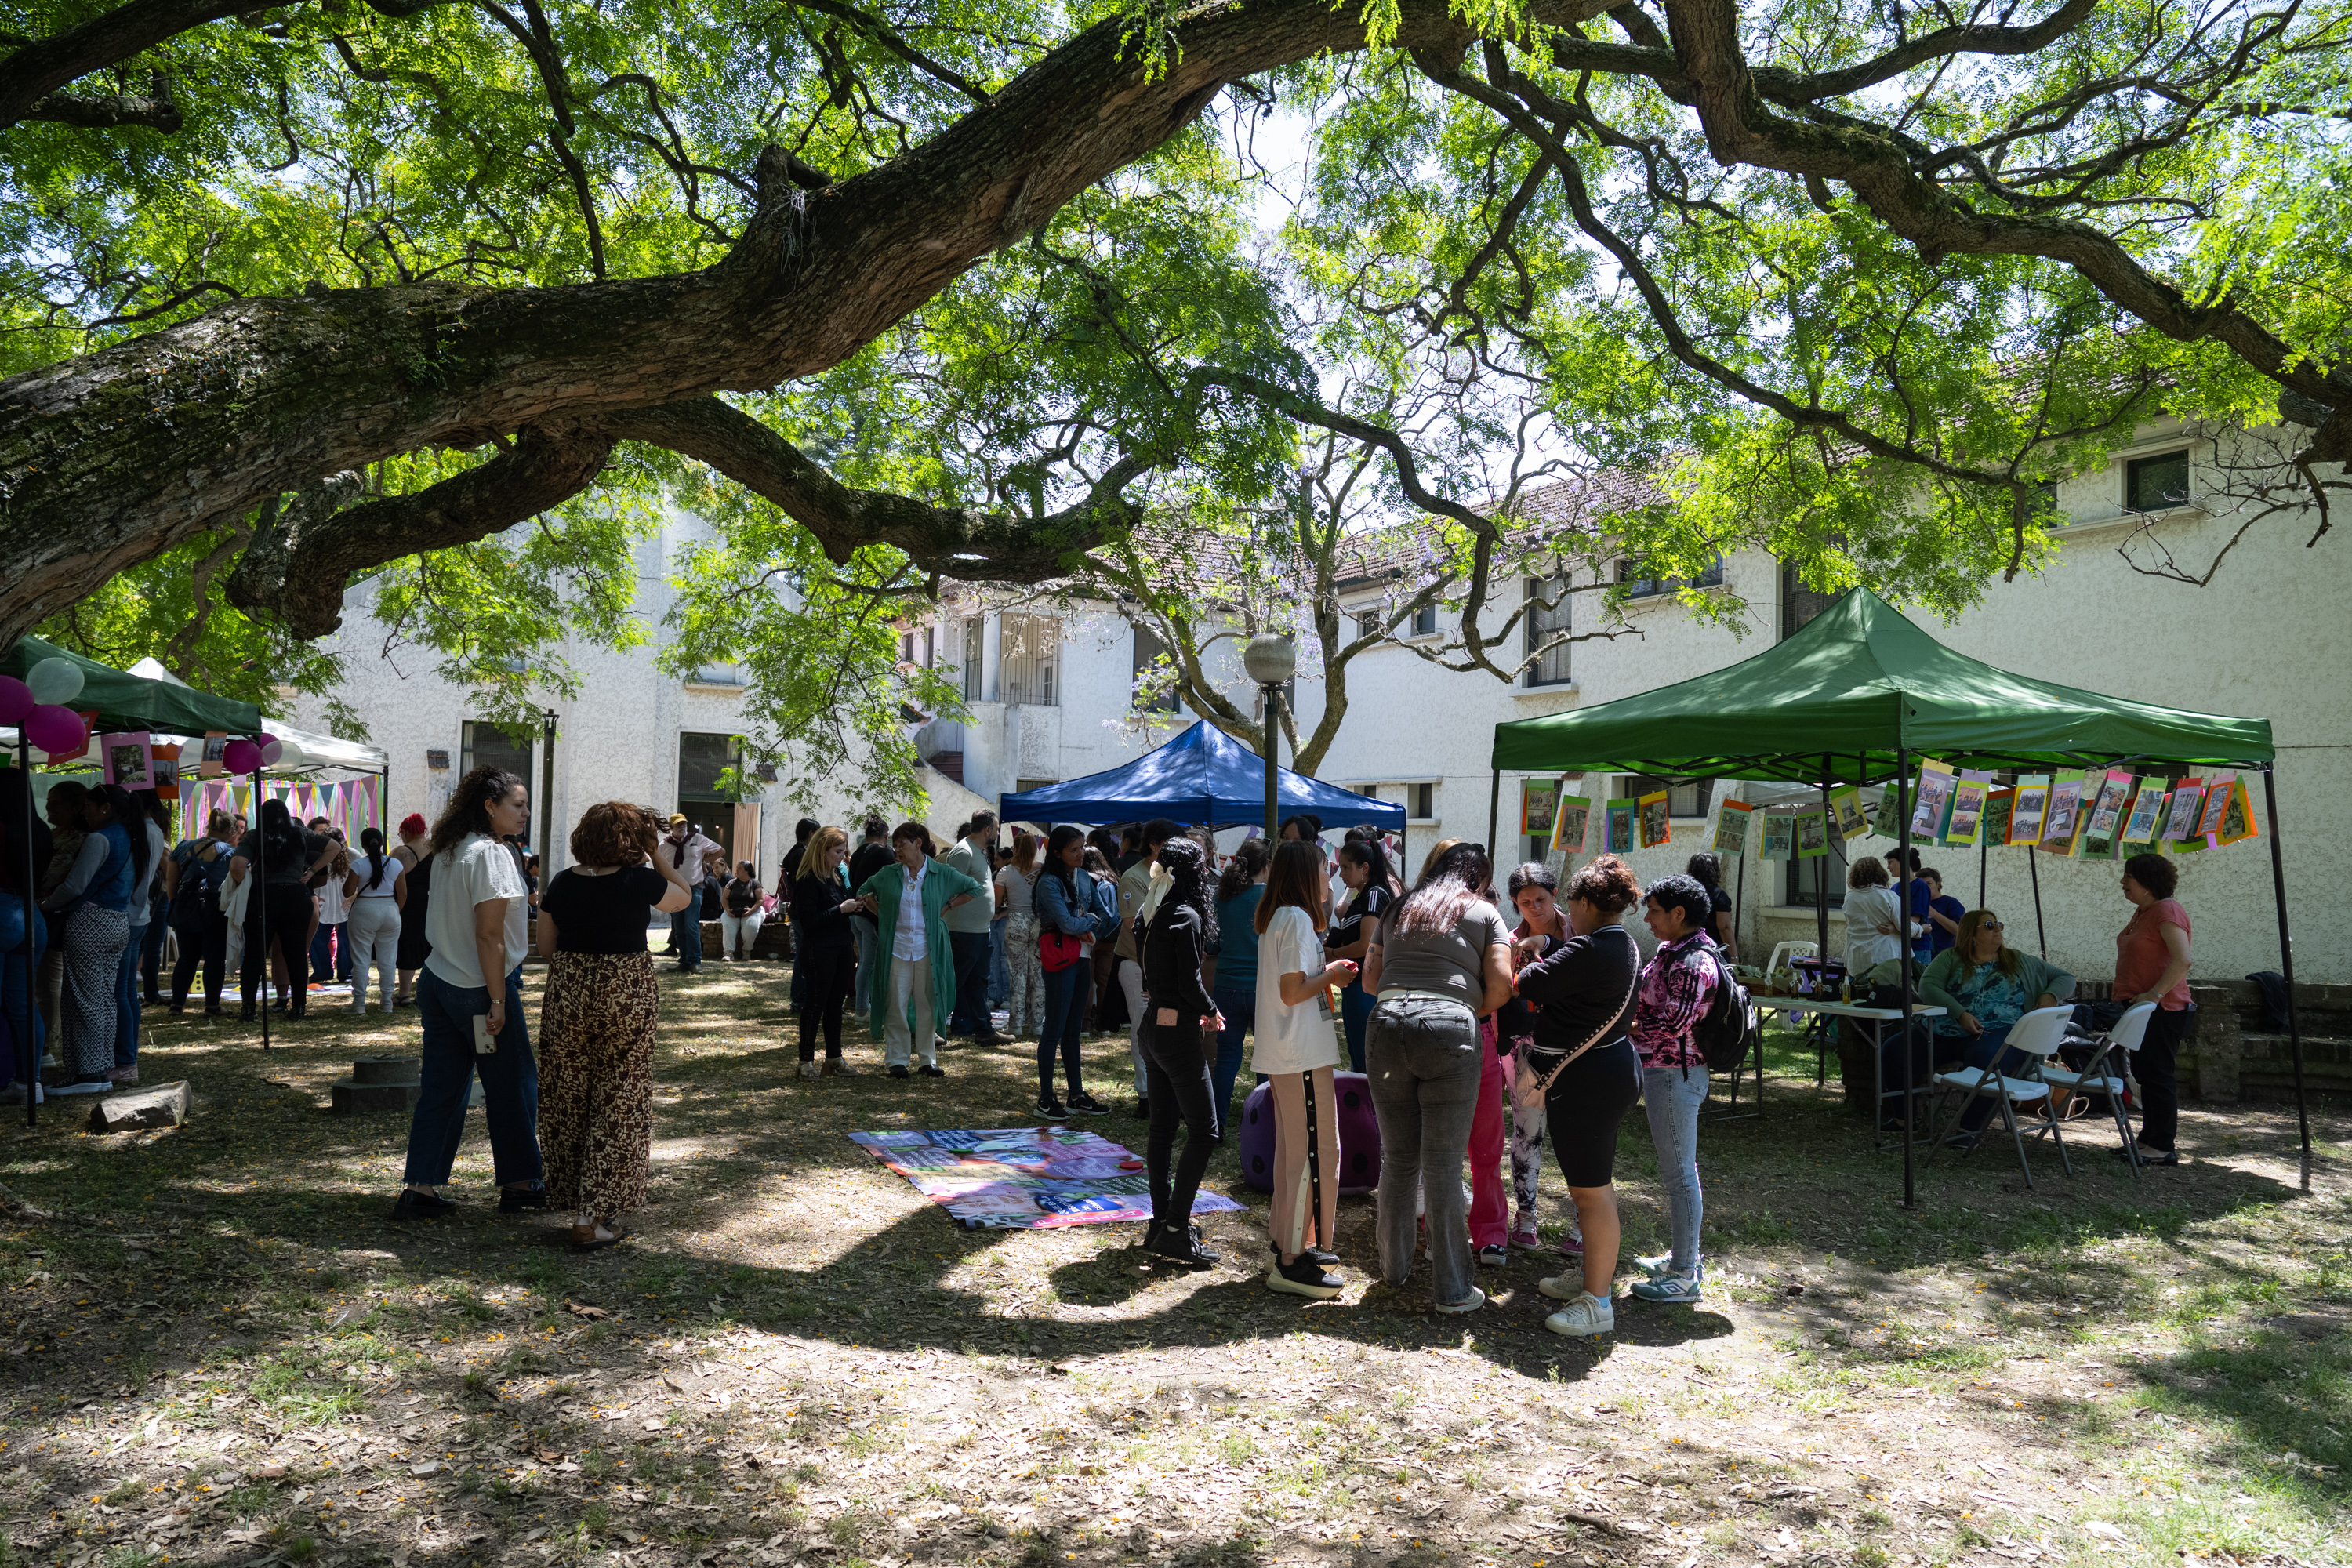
{"left": 351, "top": 1055, "right": 418, "bottom": 1085}
{"left": 328, "top": 1076, "right": 484, "bottom": 1114}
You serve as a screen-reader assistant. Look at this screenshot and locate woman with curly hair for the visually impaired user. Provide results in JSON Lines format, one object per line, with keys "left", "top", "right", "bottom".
{"left": 532, "top": 801, "right": 694, "bottom": 1249}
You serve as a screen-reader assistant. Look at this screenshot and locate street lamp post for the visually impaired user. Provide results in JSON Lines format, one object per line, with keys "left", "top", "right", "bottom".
{"left": 539, "top": 708, "right": 558, "bottom": 875}
{"left": 1242, "top": 632, "right": 1298, "bottom": 842}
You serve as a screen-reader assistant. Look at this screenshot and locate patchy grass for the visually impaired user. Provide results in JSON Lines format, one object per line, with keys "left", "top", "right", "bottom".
{"left": 0, "top": 969, "right": 2341, "bottom": 1567}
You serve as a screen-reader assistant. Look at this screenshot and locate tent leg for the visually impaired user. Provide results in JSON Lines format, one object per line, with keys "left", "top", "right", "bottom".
{"left": 1979, "top": 831, "right": 1988, "bottom": 909}
{"left": 1261, "top": 689, "right": 1282, "bottom": 842}
{"left": 1896, "top": 748, "right": 1917, "bottom": 1213}
{"left": 2028, "top": 844, "right": 2046, "bottom": 957}
{"left": 1733, "top": 851, "right": 1745, "bottom": 965}
{"left": 1813, "top": 760, "right": 1832, "bottom": 964}
{"left": 255, "top": 763, "right": 270, "bottom": 1054}
{"left": 2262, "top": 768, "right": 2310, "bottom": 1189}
{"left": 18, "top": 735, "right": 35, "bottom": 1128}
{"left": 1486, "top": 771, "right": 1501, "bottom": 859}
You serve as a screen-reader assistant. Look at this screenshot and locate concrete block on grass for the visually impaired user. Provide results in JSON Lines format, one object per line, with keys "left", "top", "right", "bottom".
{"left": 90, "top": 1081, "right": 193, "bottom": 1132}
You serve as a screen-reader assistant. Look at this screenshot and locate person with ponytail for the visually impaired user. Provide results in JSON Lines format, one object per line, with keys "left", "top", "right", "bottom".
{"left": 230, "top": 798, "right": 332, "bottom": 1023}
{"left": 1208, "top": 838, "right": 1271, "bottom": 1124}
{"left": 1135, "top": 837, "right": 1223, "bottom": 1268}
{"left": 111, "top": 789, "right": 171, "bottom": 1081}
{"left": 341, "top": 826, "right": 408, "bottom": 1014}
{"left": 1328, "top": 839, "right": 1401, "bottom": 1073}
{"left": 1032, "top": 826, "right": 1116, "bottom": 1119}
{"left": 41, "top": 783, "right": 147, "bottom": 1091}
{"left": 390, "top": 813, "right": 433, "bottom": 1007}
{"left": 1254, "top": 840, "right": 1356, "bottom": 1298}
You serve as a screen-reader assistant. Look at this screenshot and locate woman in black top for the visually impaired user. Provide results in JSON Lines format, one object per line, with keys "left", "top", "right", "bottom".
{"left": 535, "top": 803, "right": 693, "bottom": 1250}
{"left": 790, "top": 826, "right": 864, "bottom": 1077}
{"left": 1329, "top": 839, "right": 1399, "bottom": 1073}
{"left": 1510, "top": 854, "right": 1644, "bottom": 1338}
{"left": 1136, "top": 837, "right": 1223, "bottom": 1268}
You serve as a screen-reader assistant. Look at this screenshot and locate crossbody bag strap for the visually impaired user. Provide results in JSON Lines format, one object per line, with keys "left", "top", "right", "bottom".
{"left": 1528, "top": 929, "right": 1641, "bottom": 1098}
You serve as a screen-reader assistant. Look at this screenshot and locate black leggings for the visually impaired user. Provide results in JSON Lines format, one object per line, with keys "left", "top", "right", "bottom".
{"left": 241, "top": 883, "right": 312, "bottom": 1012}
{"left": 2136, "top": 1005, "right": 2194, "bottom": 1152}
{"left": 798, "top": 941, "right": 856, "bottom": 1061}
{"left": 170, "top": 913, "right": 228, "bottom": 1007}
{"left": 1143, "top": 1014, "right": 1220, "bottom": 1229}
{"left": 1543, "top": 1036, "right": 1643, "bottom": 1187}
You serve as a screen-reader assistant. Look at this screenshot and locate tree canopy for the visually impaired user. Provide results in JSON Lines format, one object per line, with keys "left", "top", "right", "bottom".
{"left": 5, "top": 0, "right": 2346, "bottom": 787}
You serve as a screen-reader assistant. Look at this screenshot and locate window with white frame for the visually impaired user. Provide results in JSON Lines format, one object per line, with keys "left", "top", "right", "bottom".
{"left": 1617, "top": 556, "right": 1725, "bottom": 599}
{"left": 1410, "top": 603, "right": 1439, "bottom": 637}
{"left": 1131, "top": 624, "right": 1178, "bottom": 711}
{"left": 1524, "top": 574, "right": 1573, "bottom": 686}
{"left": 999, "top": 614, "right": 1058, "bottom": 706}
{"left": 960, "top": 618, "right": 982, "bottom": 701}
{"left": 2125, "top": 450, "right": 2191, "bottom": 513}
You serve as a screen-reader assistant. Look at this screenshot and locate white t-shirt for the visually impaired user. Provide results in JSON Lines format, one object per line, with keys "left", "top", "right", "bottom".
{"left": 891, "top": 862, "right": 928, "bottom": 962}
{"left": 316, "top": 866, "right": 350, "bottom": 925}
{"left": 423, "top": 833, "right": 532, "bottom": 990}
{"left": 1253, "top": 905, "right": 1341, "bottom": 1074}
{"left": 994, "top": 863, "right": 1038, "bottom": 917}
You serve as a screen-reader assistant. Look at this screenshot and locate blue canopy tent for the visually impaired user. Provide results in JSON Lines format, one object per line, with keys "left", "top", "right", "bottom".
{"left": 999, "top": 720, "right": 1406, "bottom": 844}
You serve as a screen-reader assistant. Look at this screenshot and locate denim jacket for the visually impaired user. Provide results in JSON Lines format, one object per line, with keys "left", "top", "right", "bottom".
{"left": 1037, "top": 869, "right": 1120, "bottom": 942}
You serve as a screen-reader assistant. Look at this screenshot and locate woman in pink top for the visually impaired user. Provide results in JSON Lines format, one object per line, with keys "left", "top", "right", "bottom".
{"left": 2115, "top": 854, "right": 2194, "bottom": 1164}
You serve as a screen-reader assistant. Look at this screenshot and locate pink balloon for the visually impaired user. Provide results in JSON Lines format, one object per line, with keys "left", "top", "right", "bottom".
{"left": 24, "top": 705, "right": 86, "bottom": 755}
{"left": 223, "top": 739, "right": 263, "bottom": 775}
{"left": 0, "top": 675, "right": 30, "bottom": 726}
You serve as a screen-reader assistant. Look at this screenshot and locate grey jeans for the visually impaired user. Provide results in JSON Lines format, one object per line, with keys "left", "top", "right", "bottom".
{"left": 1368, "top": 993, "right": 1484, "bottom": 1307}
{"left": 1642, "top": 1063, "right": 1708, "bottom": 1275}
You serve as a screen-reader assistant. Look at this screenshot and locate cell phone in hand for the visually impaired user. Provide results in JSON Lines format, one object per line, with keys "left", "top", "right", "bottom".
{"left": 473, "top": 1013, "right": 497, "bottom": 1054}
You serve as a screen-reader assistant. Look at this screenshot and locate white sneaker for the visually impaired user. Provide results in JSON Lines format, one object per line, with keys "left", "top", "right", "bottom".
{"left": 1633, "top": 1252, "right": 1673, "bottom": 1277}
{"left": 1544, "top": 1290, "right": 1614, "bottom": 1337}
{"left": 1434, "top": 1287, "right": 1486, "bottom": 1315}
{"left": 1537, "top": 1273, "right": 1586, "bottom": 1301}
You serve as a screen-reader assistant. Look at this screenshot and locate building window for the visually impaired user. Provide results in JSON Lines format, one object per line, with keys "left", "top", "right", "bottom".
{"left": 460, "top": 720, "right": 533, "bottom": 783}
{"left": 684, "top": 662, "right": 744, "bottom": 687}
{"left": 1000, "top": 614, "right": 1058, "bottom": 706}
{"left": 1410, "top": 604, "right": 1438, "bottom": 637}
{"left": 1786, "top": 833, "right": 1849, "bottom": 910}
{"left": 898, "top": 626, "right": 935, "bottom": 667}
{"left": 1617, "top": 556, "right": 1724, "bottom": 599}
{"left": 1132, "top": 625, "right": 1177, "bottom": 712}
{"left": 2125, "top": 450, "right": 2190, "bottom": 513}
{"left": 1411, "top": 782, "right": 1435, "bottom": 819}
{"left": 1626, "top": 774, "right": 1715, "bottom": 819}
{"left": 1779, "top": 564, "right": 1843, "bottom": 641}
{"left": 1348, "top": 606, "right": 1382, "bottom": 644}
{"left": 960, "top": 619, "right": 982, "bottom": 702}
{"left": 676, "top": 732, "right": 742, "bottom": 867}
{"left": 1524, "top": 574, "right": 1573, "bottom": 687}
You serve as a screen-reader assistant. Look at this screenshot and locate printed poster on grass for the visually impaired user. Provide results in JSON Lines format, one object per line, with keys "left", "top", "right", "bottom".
{"left": 849, "top": 1127, "right": 1243, "bottom": 1230}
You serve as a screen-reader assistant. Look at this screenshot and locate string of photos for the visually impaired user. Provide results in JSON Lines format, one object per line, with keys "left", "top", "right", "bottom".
{"left": 1515, "top": 764, "right": 2262, "bottom": 869}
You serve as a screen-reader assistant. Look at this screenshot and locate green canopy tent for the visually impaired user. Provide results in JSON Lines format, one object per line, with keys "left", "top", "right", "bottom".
{"left": 2, "top": 633, "right": 261, "bottom": 738}
{"left": 1486, "top": 591, "right": 2300, "bottom": 1203}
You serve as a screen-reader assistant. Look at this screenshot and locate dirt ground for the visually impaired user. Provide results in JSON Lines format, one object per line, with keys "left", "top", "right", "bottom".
{"left": 0, "top": 959, "right": 2345, "bottom": 1568}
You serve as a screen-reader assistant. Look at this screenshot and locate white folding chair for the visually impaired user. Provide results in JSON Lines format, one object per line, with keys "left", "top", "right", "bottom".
{"left": 1765, "top": 940, "right": 1817, "bottom": 975}
{"left": 2042, "top": 1002, "right": 2156, "bottom": 1176}
{"left": 1925, "top": 1005, "right": 2077, "bottom": 1190}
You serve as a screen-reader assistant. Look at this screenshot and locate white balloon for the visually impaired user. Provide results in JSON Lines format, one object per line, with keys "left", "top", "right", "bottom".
{"left": 24, "top": 657, "right": 83, "bottom": 706}
{"left": 274, "top": 740, "right": 307, "bottom": 770}
{"left": 259, "top": 738, "right": 284, "bottom": 765}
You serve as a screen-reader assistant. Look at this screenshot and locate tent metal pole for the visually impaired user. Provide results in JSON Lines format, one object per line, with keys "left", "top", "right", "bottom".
{"left": 1486, "top": 771, "right": 1500, "bottom": 860}
{"left": 18, "top": 735, "right": 36, "bottom": 1127}
{"left": 2028, "top": 846, "right": 2047, "bottom": 958}
{"left": 1733, "top": 848, "right": 1744, "bottom": 965}
{"left": 1896, "top": 746, "right": 1917, "bottom": 1212}
{"left": 1978, "top": 829, "right": 1988, "bottom": 909}
{"left": 2261, "top": 768, "right": 2310, "bottom": 1189}
{"left": 255, "top": 762, "right": 270, "bottom": 1054}
{"left": 1261, "top": 688, "right": 1280, "bottom": 842}
{"left": 1813, "top": 759, "right": 1832, "bottom": 964}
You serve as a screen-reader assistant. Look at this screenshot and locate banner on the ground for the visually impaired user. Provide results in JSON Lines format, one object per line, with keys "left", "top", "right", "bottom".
{"left": 849, "top": 1127, "right": 1245, "bottom": 1230}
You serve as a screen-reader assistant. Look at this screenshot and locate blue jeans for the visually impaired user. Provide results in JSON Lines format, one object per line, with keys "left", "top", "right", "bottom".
{"left": 1210, "top": 982, "right": 1256, "bottom": 1128}
{"left": 1037, "top": 959, "right": 1091, "bottom": 1098}
{"left": 139, "top": 910, "right": 166, "bottom": 999}
{"left": 1641, "top": 1064, "right": 1708, "bottom": 1276}
{"left": 949, "top": 930, "right": 992, "bottom": 1036}
{"left": 670, "top": 906, "right": 702, "bottom": 971}
{"left": 403, "top": 966, "right": 544, "bottom": 1189}
{"left": 2, "top": 901, "right": 45, "bottom": 1091}
{"left": 988, "top": 917, "right": 1010, "bottom": 1008}
{"left": 311, "top": 920, "right": 333, "bottom": 983}
{"left": 1949, "top": 1022, "right": 2026, "bottom": 1133}
{"left": 1340, "top": 978, "right": 1374, "bottom": 1074}
{"left": 114, "top": 933, "right": 143, "bottom": 1069}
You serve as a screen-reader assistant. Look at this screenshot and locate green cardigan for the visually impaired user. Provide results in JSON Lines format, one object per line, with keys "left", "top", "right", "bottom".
{"left": 1917, "top": 948, "right": 2076, "bottom": 1033}
{"left": 857, "top": 857, "right": 985, "bottom": 1033}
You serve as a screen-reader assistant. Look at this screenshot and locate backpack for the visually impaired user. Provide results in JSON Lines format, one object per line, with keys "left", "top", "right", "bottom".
{"left": 171, "top": 840, "right": 230, "bottom": 931}
{"left": 1691, "top": 949, "right": 1762, "bottom": 1074}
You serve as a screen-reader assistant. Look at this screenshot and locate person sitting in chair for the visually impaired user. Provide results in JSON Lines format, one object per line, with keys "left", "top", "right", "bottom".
{"left": 1917, "top": 909, "right": 2074, "bottom": 1136}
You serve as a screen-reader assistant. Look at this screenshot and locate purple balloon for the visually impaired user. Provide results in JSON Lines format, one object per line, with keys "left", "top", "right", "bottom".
{"left": 24, "top": 705, "right": 86, "bottom": 755}
{"left": 223, "top": 739, "right": 263, "bottom": 775}
{"left": 0, "top": 675, "right": 31, "bottom": 726}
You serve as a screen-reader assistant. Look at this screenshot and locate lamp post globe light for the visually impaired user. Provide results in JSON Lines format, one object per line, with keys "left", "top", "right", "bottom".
{"left": 1243, "top": 632, "right": 1297, "bottom": 840}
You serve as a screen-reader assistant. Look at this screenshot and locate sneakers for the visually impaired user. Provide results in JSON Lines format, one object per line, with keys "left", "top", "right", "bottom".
{"left": 2116, "top": 1144, "right": 2180, "bottom": 1166}
{"left": 1434, "top": 1287, "right": 1486, "bottom": 1315}
{"left": 1476, "top": 1244, "right": 1508, "bottom": 1269}
{"left": 1556, "top": 1232, "right": 1586, "bottom": 1258}
{"left": 1508, "top": 1218, "right": 1541, "bottom": 1251}
{"left": 1145, "top": 1222, "right": 1219, "bottom": 1269}
{"left": 1537, "top": 1273, "right": 1587, "bottom": 1302}
{"left": 109, "top": 1065, "right": 137, "bottom": 1085}
{"left": 798, "top": 1060, "right": 821, "bottom": 1080}
{"left": 1266, "top": 1253, "right": 1343, "bottom": 1300}
{"left": 1066, "top": 1090, "right": 1109, "bottom": 1116}
{"left": 1035, "top": 1095, "right": 1069, "bottom": 1122}
{"left": 1633, "top": 1252, "right": 1675, "bottom": 1277}
{"left": 1628, "top": 1269, "right": 1704, "bottom": 1305}
{"left": 822, "top": 1058, "right": 857, "bottom": 1077}
{"left": 391, "top": 1188, "right": 456, "bottom": 1221}
{"left": 1544, "top": 1290, "right": 1615, "bottom": 1338}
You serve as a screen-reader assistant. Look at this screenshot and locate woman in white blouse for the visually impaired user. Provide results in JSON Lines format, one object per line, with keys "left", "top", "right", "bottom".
{"left": 1253, "top": 841, "right": 1360, "bottom": 1300}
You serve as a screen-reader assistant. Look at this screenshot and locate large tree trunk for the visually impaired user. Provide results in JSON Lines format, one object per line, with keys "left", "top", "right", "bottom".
{"left": 0, "top": 0, "right": 1606, "bottom": 649}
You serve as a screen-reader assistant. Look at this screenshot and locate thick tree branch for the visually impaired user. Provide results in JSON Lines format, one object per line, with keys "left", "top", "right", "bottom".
{"left": 22, "top": 71, "right": 179, "bottom": 129}
{"left": 0, "top": 0, "right": 236, "bottom": 127}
